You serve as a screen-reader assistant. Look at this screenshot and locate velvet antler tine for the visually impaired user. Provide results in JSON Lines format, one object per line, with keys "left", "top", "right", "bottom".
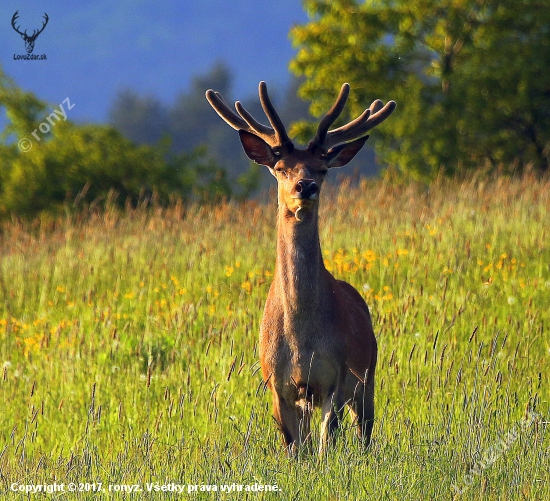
{"left": 308, "top": 83, "right": 396, "bottom": 153}
{"left": 369, "top": 99, "right": 384, "bottom": 114}
{"left": 324, "top": 100, "right": 396, "bottom": 148}
{"left": 206, "top": 83, "right": 293, "bottom": 152}
{"left": 235, "top": 101, "right": 273, "bottom": 136}
{"left": 326, "top": 108, "right": 371, "bottom": 144}
{"left": 309, "top": 83, "right": 350, "bottom": 149}
{"left": 258, "top": 81, "right": 292, "bottom": 149}
{"left": 205, "top": 89, "right": 248, "bottom": 130}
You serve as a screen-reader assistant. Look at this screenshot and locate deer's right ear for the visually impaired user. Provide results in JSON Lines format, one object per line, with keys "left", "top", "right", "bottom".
{"left": 238, "top": 130, "right": 278, "bottom": 168}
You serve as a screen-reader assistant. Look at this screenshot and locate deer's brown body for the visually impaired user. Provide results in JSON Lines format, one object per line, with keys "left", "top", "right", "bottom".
{"left": 206, "top": 82, "right": 395, "bottom": 453}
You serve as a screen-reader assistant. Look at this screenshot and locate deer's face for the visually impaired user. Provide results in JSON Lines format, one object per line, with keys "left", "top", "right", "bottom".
{"left": 238, "top": 129, "right": 368, "bottom": 222}
{"left": 271, "top": 150, "right": 327, "bottom": 220}
{"left": 24, "top": 37, "right": 36, "bottom": 53}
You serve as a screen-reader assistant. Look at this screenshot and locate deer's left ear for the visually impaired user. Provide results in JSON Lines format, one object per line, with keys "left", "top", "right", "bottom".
{"left": 238, "top": 130, "right": 278, "bottom": 168}
{"left": 325, "top": 135, "right": 369, "bottom": 168}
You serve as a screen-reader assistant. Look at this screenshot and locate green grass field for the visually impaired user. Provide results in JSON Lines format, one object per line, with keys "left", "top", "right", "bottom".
{"left": 0, "top": 174, "right": 548, "bottom": 499}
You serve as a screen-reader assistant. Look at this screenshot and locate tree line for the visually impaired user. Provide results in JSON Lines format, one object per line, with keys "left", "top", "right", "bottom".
{"left": 0, "top": 66, "right": 258, "bottom": 219}
{"left": 291, "top": 0, "right": 549, "bottom": 178}
{"left": 108, "top": 63, "right": 315, "bottom": 184}
{"left": 1, "top": 0, "right": 548, "bottom": 218}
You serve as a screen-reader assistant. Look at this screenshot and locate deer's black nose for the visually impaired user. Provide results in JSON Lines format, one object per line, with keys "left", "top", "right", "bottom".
{"left": 294, "top": 179, "right": 319, "bottom": 200}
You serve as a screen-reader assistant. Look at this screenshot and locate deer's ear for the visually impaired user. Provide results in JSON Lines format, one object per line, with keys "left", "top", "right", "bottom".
{"left": 238, "top": 130, "right": 277, "bottom": 168}
{"left": 325, "top": 135, "right": 369, "bottom": 168}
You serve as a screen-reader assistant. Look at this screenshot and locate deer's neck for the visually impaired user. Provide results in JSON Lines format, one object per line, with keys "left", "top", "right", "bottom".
{"left": 274, "top": 208, "right": 330, "bottom": 318}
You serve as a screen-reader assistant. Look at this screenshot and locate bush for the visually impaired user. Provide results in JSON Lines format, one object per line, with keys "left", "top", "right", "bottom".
{"left": 0, "top": 68, "right": 256, "bottom": 219}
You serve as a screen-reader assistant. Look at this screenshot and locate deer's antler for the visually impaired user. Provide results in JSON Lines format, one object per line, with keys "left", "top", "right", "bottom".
{"left": 11, "top": 11, "right": 49, "bottom": 40}
{"left": 11, "top": 11, "right": 25, "bottom": 37}
{"left": 206, "top": 81, "right": 293, "bottom": 154}
{"left": 31, "top": 13, "right": 49, "bottom": 39}
{"left": 308, "top": 83, "right": 396, "bottom": 154}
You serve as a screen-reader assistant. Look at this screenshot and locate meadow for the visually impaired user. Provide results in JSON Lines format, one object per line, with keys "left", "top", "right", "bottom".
{"left": 0, "top": 173, "right": 548, "bottom": 499}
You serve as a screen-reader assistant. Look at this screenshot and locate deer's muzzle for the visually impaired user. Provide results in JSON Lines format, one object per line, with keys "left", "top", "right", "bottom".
{"left": 292, "top": 179, "right": 319, "bottom": 201}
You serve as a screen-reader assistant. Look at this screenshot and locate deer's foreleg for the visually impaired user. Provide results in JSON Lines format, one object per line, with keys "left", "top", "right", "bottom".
{"left": 319, "top": 387, "right": 345, "bottom": 456}
{"left": 272, "top": 392, "right": 301, "bottom": 454}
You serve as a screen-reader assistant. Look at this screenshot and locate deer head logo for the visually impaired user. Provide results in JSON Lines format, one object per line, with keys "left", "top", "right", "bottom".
{"left": 11, "top": 11, "right": 49, "bottom": 54}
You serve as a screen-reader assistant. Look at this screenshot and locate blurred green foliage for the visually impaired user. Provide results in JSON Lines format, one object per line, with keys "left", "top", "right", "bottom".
{"left": 0, "top": 69, "right": 257, "bottom": 219}
{"left": 290, "top": 0, "right": 550, "bottom": 179}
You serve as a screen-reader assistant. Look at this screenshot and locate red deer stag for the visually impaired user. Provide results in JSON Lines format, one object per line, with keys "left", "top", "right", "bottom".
{"left": 206, "top": 82, "right": 396, "bottom": 454}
